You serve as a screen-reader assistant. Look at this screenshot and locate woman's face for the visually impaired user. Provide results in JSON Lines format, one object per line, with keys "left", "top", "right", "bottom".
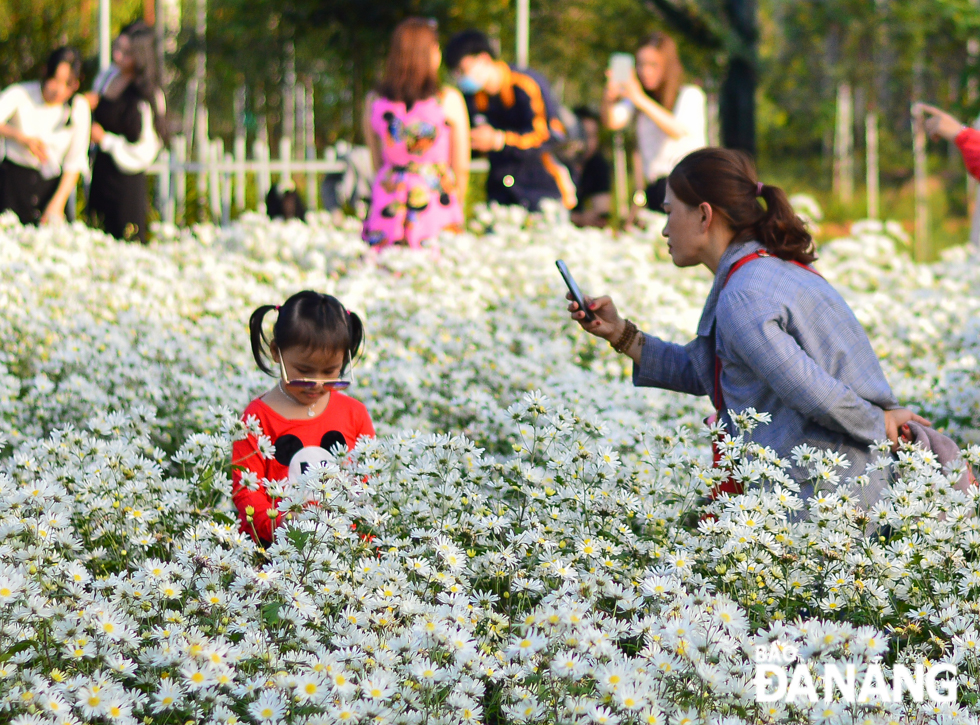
{"left": 42, "top": 62, "right": 79, "bottom": 105}
{"left": 661, "top": 183, "right": 711, "bottom": 268}
{"left": 114, "top": 34, "right": 135, "bottom": 75}
{"left": 636, "top": 46, "right": 665, "bottom": 93}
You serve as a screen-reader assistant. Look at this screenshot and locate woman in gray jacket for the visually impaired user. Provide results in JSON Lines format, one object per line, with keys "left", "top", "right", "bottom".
{"left": 568, "top": 147, "right": 928, "bottom": 505}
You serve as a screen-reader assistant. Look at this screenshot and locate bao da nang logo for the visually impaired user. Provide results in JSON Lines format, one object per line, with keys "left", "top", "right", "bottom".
{"left": 753, "top": 642, "right": 957, "bottom": 704}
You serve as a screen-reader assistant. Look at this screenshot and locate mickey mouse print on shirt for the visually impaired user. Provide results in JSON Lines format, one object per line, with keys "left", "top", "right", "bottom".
{"left": 273, "top": 430, "right": 348, "bottom": 484}
{"left": 231, "top": 393, "right": 376, "bottom": 544}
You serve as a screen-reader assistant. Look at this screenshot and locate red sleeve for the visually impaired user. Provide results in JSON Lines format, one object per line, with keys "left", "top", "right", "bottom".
{"left": 956, "top": 127, "right": 980, "bottom": 181}
{"left": 231, "top": 414, "right": 282, "bottom": 545}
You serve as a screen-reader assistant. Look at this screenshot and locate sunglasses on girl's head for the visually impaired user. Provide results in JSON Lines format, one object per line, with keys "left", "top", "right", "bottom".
{"left": 278, "top": 355, "right": 352, "bottom": 390}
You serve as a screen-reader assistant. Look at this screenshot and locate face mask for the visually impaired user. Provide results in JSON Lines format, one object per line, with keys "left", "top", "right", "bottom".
{"left": 457, "top": 74, "right": 484, "bottom": 95}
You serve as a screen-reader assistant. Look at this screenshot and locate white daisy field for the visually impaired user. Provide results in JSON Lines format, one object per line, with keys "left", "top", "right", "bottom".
{"left": 1, "top": 204, "right": 980, "bottom": 725}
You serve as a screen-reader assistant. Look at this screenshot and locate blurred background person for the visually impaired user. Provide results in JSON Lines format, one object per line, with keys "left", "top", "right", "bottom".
{"left": 266, "top": 180, "right": 307, "bottom": 221}
{"left": 445, "top": 29, "right": 576, "bottom": 212}
{"left": 362, "top": 18, "right": 469, "bottom": 250}
{"left": 603, "top": 31, "right": 706, "bottom": 213}
{"left": 87, "top": 21, "right": 168, "bottom": 244}
{"left": 0, "top": 47, "right": 90, "bottom": 225}
{"left": 916, "top": 103, "right": 980, "bottom": 181}
{"left": 569, "top": 106, "right": 611, "bottom": 228}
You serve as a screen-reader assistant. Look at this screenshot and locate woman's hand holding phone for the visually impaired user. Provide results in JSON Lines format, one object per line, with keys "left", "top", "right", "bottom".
{"left": 566, "top": 293, "right": 624, "bottom": 341}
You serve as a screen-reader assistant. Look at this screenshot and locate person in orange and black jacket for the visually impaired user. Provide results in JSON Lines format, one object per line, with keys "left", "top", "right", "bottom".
{"left": 445, "top": 30, "right": 576, "bottom": 213}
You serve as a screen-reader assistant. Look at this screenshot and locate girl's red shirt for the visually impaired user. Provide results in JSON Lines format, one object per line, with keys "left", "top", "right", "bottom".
{"left": 231, "top": 391, "right": 375, "bottom": 544}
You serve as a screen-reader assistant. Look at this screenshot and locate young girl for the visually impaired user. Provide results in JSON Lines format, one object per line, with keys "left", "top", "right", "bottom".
{"left": 232, "top": 291, "right": 375, "bottom": 545}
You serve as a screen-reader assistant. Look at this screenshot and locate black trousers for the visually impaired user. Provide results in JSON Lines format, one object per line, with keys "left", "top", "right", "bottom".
{"left": 89, "top": 150, "right": 149, "bottom": 243}
{"left": 0, "top": 159, "right": 61, "bottom": 225}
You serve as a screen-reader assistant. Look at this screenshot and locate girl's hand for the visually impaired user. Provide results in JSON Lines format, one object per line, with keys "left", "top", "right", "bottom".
{"left": 90, "top": 123, "right": 105, "bottom": 145}
{"left": 566, "top": 292, "right": 623, "bottom": 341}
{"left": 21, "top": 136, "right": 49, "bottom": 163}
{"left": 914, "top": 103, "right": 965, "bottom": 142}
{"left": 622, "top": 69, "right": 646, "bottom": 104}
{"left": 84, "top": 91, "right": 100, "bottom": 110}
{"left": 603, "top": 69, "right": 624, "bottom": 102}
{"left": 884, "top": 407, "right": 932, "bottom": 450}
{"left": 39, "top": 205, "right": 65, "bottom": 226}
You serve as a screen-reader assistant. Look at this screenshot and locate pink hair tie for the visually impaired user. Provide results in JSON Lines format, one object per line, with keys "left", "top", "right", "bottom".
{"left": 275, "top": 305, "right": 281, "bottom": 311}
{"left": 756, "top": 182, "right": 764, "bottom": 196}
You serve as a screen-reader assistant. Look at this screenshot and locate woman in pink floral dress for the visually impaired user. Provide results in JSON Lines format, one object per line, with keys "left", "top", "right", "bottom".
{"left": 362, "top": 18, "right": 469, "bottom": 249}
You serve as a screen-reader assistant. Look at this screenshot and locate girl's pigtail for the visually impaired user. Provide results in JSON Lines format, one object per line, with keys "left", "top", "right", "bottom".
{"left": 249, "top": 305, "right": 279, "bottom": 376}
{"left": 757, "top": 185, "right": 816, "bottom": 265}
{"left": 346, "top": 311, "right": 364, "bottom": 368}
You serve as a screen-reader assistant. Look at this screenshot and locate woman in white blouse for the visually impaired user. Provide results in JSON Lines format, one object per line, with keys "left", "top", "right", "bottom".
{"left": 0, "top": 47, "right": 91, "bottom": 225}
{"left": 602, "top": 32, "right": 706, "bottom": 214}
{"left": 88, "top": 21, "right": 167, "bottom": 244}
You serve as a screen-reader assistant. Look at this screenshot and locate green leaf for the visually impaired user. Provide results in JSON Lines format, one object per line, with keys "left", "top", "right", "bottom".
{"left": 261, "top": 602, "right": 284, "bottom": 626}
{"left": 0, "top": 640, "right": 34, "bottom": 663}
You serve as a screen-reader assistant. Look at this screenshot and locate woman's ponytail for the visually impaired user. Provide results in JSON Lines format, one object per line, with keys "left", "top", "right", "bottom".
{"left": 668, "top": 148, "right": 815, "bottom": 265}
{"left": 249, "top": 305, "right": 278, "bottom": 376}
{"left": 756, "top": 184, "right": 815, "bottom": 264}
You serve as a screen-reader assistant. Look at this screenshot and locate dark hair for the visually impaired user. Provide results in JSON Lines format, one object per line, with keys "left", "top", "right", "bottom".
{"left": 444, "top": 29, "right": 495, "bottom": 71}
{"left": 121, "top": 21, "right": 169, "bottom": 144}
{"left": 377, "top": 18, "right": 441, "bottom": 110}
{"left": 637, "top": 31, "right": 682, "bottom": 112}
{"left": 44, "top": 46, "right": 82, "bottom": 85}
{"left": 667, "top": 147, "right": 815, "bottom": 264}
{"left": 573, "top": 106, "right": 600, "bottom": 124}
{"left": 249, "top": 291, "right": 364, "bottom": 377}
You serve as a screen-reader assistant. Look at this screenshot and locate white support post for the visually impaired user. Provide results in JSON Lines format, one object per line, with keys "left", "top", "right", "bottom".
{"left": 234, "top": 135, "right": 247, "bottom": 212}
{"left": 254, "top": 139, "right": 270, "bottom": 214}
{"left": 865, "top": 112, "right": 879, "bottom": 220}
{"left": 516, "top": 0, "right": 529, "bottom": 68}
{"left": 834, "top": 83, "right": 854, "bottom": 205}
{"left": 173, "top": 135, "right": 187, "bottom": 225}
{"left": 157, "top": 149, "right": 172, "bottom": 225}
{"left": 221, "top": 151, "right": 233, "bottom": 225}
{"left": 612, "top": 131, "right": 628, "bottom": 222}
{"left": 305, "top": 80, "right": 317, "bottom": 210}
{"left": 99, "top": 0, "right": 111, "bottom": 72}
{"left": 279, "top": 136, "right": 292, "bottom": 190}
{"left": 209, "top": 139, "right": 222, "bottom": 220}
{"left": 911, "top": 105, "right": 929, "bottom": 261}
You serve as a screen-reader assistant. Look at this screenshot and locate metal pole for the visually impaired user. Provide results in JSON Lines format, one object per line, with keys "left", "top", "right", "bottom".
{"left": 99, "top": 0, "right": 111, "bottom": 71}
{"left": 516, "top": 0, "right": 529, "bottom": 68}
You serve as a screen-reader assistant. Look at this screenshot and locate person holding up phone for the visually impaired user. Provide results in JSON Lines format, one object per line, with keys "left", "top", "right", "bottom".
{"left": 913, "top": 102, "right": 980, "bottom": 181}
{"left": 602, "top": 32, "right": 706, "bottom": 213}
{"left": 566, "top": 148, "right": 929, "bottom": 508}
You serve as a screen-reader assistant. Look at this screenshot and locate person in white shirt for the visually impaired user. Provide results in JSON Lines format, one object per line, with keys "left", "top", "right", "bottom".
{"left": 87, "top": 21, "right": 167, "bottom": 244}
{"left": 602, "top": 31, "right": 706, "bottom": 214}
{"left": 0, "top": 47, "right": 91, "bottom": 225}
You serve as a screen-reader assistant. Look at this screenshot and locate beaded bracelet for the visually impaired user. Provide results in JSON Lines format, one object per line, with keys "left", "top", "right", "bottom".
{"left": 612, "top": 319, "right": 638, "bottom": 354}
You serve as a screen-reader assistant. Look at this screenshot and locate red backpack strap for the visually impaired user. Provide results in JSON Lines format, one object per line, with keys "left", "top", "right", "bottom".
{"left": 714, "top": 250, "right": 821, "bottom": 412}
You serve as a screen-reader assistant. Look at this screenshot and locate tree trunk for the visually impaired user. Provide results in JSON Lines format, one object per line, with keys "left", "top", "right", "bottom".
{"left": 720, "top": 57, "right": 755, "bottom": 155}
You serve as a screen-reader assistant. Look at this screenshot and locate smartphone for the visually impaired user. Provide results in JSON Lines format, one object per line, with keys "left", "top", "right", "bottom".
{"left": 609, "top": 53, "right": 635, "bottom": 84}
{"left": 556, "top": 260, "right": 596, "bottom": 323}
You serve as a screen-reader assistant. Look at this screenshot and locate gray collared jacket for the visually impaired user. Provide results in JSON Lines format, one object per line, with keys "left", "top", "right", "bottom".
{"left": 633, "top": 240, "right": 899, "bottom": 502}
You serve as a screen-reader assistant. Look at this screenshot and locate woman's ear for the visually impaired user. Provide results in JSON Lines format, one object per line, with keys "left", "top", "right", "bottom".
{"left": 270, "top": 341, "right": 281, "bottom": 363}
{"left": 699, "top": 202, "right": 713, "bottom": 233}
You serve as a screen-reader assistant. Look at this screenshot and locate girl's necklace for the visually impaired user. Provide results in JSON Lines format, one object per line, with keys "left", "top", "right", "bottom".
{"left": 278, "top": 380, "right": 321, "bottom": 418}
